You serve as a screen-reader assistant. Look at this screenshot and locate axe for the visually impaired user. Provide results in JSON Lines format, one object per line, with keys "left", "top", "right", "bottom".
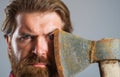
{"left": 53, "top": 30, "right": 120, "bottom": 77}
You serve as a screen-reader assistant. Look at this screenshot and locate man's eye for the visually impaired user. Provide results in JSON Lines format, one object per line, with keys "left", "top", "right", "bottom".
{"left": 48, "top": 34, "right": 54, "bottom": 40}
{"left": 18, "top": 35, "right": 33, "bottom": 41}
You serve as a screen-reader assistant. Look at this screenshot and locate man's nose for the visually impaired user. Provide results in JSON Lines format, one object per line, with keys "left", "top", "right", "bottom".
{"left": 33, "top": 36, "right": 48, "bottom": 57}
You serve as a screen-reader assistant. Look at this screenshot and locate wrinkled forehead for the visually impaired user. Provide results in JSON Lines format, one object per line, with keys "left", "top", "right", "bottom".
{"left": 15, "top": 12, "right": 64, "bottom": 35}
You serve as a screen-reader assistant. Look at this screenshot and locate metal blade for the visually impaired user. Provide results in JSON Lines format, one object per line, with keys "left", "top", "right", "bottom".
{"left": 54, "top": 30, "right": 92, "bottom": 77}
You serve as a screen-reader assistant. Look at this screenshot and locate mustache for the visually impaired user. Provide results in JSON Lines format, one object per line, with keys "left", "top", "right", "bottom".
{"left": 18, "top": 53, "right": 50, "bottom": 67}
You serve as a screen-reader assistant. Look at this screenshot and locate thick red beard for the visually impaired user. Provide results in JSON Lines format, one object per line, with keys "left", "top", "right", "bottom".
{"left": 16, "top": 64, "right": 49, "bottom": 77}
{"left": 11, "top": 53, "right": 58, "bottom": 77}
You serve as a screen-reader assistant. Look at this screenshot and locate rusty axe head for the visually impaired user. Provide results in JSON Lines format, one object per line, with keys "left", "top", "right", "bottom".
{"left": 53, "top": 30, "right": 120, "bottom": 77}
{"left": 53, "top": 30, "right": 92, "bottom": 77}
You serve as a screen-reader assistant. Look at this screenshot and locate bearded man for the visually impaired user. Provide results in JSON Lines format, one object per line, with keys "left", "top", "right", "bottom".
{"left": 2, "top": 0, "right": 73, "bottom": 77}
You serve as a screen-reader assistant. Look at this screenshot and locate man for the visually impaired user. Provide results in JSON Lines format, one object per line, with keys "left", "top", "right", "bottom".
{"left": 1, "top": 0, "right": 73, "bottom": 77}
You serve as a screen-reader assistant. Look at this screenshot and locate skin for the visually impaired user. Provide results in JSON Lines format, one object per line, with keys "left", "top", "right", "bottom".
{"left": 6, "top": 12, "right": 63, "bottom": 77}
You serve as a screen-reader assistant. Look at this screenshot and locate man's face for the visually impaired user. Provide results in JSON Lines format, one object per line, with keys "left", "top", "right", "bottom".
{"left": 8, "top": 12, "right": 63, "bottom": 77}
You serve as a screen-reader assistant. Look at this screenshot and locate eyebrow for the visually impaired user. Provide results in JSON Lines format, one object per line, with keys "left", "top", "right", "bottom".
{"left": 46, "top": 29, "right": 58, "bottom": 36}
{"left": 18, "top": 29, "right": 56, "bottom": 37}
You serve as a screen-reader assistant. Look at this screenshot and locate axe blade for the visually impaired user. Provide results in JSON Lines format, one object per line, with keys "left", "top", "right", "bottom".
{"left": 54, "top": 30, "right": 92, "bottom": 77}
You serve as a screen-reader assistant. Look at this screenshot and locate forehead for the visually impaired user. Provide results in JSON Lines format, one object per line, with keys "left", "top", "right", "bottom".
{"left": 15, "top": 12, "right": 63, "bottom": 35}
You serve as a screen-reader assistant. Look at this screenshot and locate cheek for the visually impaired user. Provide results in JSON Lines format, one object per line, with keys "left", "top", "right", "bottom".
{"left": 19, "top": 43, "right": 33, "bottom": 60}
{"left": 11, "top": 37, "right": 20, "bottom": 60}
{"left": 12, "top": 39, "right": 33, "bottom": 60}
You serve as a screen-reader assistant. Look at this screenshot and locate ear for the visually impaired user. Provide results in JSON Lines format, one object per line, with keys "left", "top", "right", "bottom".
{"left": 4, "top": 35, "right": 12, "bottom": 55}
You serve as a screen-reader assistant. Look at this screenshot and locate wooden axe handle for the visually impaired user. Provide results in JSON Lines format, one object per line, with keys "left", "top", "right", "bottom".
{"left": 99, "top": 60, "right": 120, "bottom": 77}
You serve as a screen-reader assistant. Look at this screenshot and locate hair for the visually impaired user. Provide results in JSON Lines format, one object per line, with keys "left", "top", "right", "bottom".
{"left": 1, "top": 0, "right": 73, "bottom": 35}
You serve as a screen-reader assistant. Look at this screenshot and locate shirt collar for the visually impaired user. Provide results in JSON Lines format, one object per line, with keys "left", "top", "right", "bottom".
{"left": 9, "top": 71, "right": 14, "bottom": 77}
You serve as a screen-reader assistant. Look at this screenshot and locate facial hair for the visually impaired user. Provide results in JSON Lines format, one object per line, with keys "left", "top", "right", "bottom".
{"left": 9, "top": 51, "right": 59, "bottom": 77}
{"left": 15, "top": 53, "right": 49, "bottom": 77}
